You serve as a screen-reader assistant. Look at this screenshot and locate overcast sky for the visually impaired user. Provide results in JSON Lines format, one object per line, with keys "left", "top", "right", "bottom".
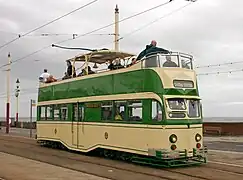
{"left": 0, "top": 0, "right": 243, "bottom": 118}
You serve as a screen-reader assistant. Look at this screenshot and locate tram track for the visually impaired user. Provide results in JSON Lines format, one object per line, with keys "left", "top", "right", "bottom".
{"left": 1, "top": 136, "right": 243, "bottom": 180}
{"left": 0, "top": 142, "right": 195, "bottom": 180}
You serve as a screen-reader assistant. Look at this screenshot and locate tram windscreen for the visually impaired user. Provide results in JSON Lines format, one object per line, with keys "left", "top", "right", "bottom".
{"left": 167, "top": 98, "right": 186, "bottom": 110}
{"left": 187, "top": 99, "right": 200, "bottom": 117}
{"left": 166, "top": 98, "right": 201, "bottom": 118}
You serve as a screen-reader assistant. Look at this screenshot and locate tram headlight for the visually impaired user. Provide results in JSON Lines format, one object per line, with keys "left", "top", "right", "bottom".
{"left": 195, "top": 133, "right": 202, "bottom": 142}
{"left": 169, "top": 134, "right": 177, "bottom": 143}
{"left": 168, "top": 113, "right": 173, "bottom": 118}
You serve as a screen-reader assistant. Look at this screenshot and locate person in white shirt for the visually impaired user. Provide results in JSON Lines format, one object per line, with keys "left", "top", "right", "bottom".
{"left": 39, "top": 69, "right": 57, "bottom": 83}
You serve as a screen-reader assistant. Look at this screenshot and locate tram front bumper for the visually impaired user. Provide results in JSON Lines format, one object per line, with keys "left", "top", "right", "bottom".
{"left": 148, "top": 146, "right": 208, "bottom": 161}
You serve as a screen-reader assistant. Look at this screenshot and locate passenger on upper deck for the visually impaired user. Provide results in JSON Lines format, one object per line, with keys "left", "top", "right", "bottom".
{"left": 87, "top": 66, "right": 95, "bottom": 74}
{"left": 66, "top": 60, "right": 76, "bottom": 78}
{"left": 136, "top": 40, "right": 170, "bottom": 60}
{"left": 77, "top": 66, "right": 95, "bottom": 76}
{"left": 163, "top": 55, "right": 178, "bottom": 67}
{"left": 39, "top": 69, "right": 57, "bottom": 83}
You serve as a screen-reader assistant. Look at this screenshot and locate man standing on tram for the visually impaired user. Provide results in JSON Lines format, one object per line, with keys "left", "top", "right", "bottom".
{"left": 136, "top": 40, "right": 171, "bottom": 60}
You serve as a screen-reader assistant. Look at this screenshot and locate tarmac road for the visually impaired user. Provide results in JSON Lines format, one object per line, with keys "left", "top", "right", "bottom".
{"left": 204, "top": 141, "right": 243, "bottom": 152}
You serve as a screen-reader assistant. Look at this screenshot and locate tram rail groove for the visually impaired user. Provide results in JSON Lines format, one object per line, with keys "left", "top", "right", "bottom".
{"left": 1, "top": 136, "right": 243, "bottom": 180}
{"left": 0, "top": 138, "right": 206, "bottom": 180}
{"left": 0, "top": 143, "right": 184, "bottom": 180}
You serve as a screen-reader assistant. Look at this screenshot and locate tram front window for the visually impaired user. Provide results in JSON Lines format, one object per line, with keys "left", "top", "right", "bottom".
{"left": 166, "top": 98, "right": 201, "bottom": 119}
{"left": 167, "top": 98, "right": 186, "bottom": 110}
{"left": 159, "top": 55, "right": 179, "bottom": 68}
{"left": 187, "top": 99, "right": 200, "bottom": 118}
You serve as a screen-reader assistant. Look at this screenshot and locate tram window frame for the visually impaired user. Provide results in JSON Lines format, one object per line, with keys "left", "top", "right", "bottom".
{"left": 53, "top": 105, "right": 60, "bottom": 121}
{"left": 60, "top": 105, "right": 68, "bottom": 121}
{"left": 152, "top": 100, "right": 163, "bottom": 122}
{"left": 101, "top": 101, "right": 113, "bottom": 121}
{"left": 127, "top": 100, "right": 143, "bottom": 122}
{"left": 46, "top": 105, "right": 53, "bottom": 120}
{"left": 114, "top": 101, "right": 127, "bottom": 121}
{"left": 73, "top": 103, "right": 85, "bottom": 121}
{"left": 40, "top": 106, "right": 46, "bottom": 120}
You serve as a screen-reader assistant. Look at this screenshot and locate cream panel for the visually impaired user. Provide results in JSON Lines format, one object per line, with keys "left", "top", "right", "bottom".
{"left": 37, "top": 122, "right": 203, "bottom": 156}
{"left": 38, "top": 92, "right": 162, "bottom": 106}
{"left": 154, "top": 68, "right": 197, "bottom": 89}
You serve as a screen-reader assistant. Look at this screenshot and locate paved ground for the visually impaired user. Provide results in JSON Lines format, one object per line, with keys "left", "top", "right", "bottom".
{"left": 1, "top": 127, "right": 243, "bottom": 153}
{"left": 0, "top": 127, "right": 36, "bottom": 138}
{"left": 0, "top": 152, "right": 109, "bottom": 180}
{"left": 205, "top": 141, "right": 243, "bottom": 152}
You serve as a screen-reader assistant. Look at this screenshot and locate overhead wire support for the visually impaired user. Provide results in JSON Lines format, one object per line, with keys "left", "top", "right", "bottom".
{"left": 0, "top": 0, "right": 99, "bottom": 51}
{"left": 0, "top": 0, "right": 174, "bottom": 69}
{"left": 56, "top": 0, "right": 174, "bottom": 45}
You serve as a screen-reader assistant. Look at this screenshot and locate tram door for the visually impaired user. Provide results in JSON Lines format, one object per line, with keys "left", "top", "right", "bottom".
{"left": 72, "top": 103, "right": 84, "bottom": 148}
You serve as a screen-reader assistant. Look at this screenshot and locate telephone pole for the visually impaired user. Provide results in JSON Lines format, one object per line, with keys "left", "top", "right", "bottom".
{"left": 6, "top": 53, "right": 11, "bottom": 134}
{"left": 114, "top": 4, "right": 119, "bottom": 51}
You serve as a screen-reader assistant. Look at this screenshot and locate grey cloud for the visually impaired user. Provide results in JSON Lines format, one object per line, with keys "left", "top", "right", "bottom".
{"left": 0, "top": 0, "right": 243, "bottom": 117}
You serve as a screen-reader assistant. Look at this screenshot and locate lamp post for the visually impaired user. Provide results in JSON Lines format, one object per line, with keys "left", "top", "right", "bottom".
{"left": 6, "top": 53, "right": 11, "bottom": 134}
{"left": 15, "top": 78, "right": 20, "bottom": 126}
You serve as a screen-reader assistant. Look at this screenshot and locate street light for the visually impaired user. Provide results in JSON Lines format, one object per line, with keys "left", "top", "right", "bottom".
{"left": 15, "top": 78, "right": 20, "bottom": 126}
{"left": 6, "top": 53, "right": 11, "bottom": 134}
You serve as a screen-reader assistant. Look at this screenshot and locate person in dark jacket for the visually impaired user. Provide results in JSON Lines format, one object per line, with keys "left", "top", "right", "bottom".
{"left": 136, "top": 40, "right": 170, "bottom": 60}
{"left": 66, "top": 60, "right": 76, "bottom": 78}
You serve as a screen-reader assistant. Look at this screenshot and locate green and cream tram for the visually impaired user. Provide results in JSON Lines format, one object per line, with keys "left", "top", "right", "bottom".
{"left": 36, "top": 49, "right": 207, "bottom": 167}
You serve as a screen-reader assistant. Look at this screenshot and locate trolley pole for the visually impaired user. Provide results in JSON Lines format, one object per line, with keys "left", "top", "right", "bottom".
{"left": 15, "top": 78, "right": 20, "bottom": 126}
{"left": 114, "top": 4, "right": 119, "bottom": 51}
{"left": 6, "top": 53, "right": 11, "bottom": 134}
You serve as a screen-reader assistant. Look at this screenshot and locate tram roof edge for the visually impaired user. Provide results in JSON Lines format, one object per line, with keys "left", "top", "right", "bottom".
{"left": 68, "top": 49, "right": 136, "bottom": 64}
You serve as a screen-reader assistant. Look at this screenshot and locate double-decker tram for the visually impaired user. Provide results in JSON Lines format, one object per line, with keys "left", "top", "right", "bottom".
{"left": 36, "top": 49, "right": 207, "bottom": 167}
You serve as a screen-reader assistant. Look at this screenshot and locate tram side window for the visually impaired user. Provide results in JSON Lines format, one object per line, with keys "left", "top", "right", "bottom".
{"left": 128, "top": 100, "right": 142, "bottom": 121}
{"left": 46, "top": 106, "right": 53, "bottom": 120}
{"left": 152, "top": 100, "right": 163, "bottom": 122}
{"left": 60, "top": 105, "right": 68, "bottom": 120}
{"left": 73, "top": 104, "right": 84, "bottom": 121}
{"left": 53, "top": 105, "right": 60, "bottom": 120}
{"left": 40, "top": 106, "right": 46, "bottom": 120}
{"left": 73, "top": 104, "right": 78, "bottom": 121}
{"left": 114, "top": 101, "right": 126, "bottom": 121}
{"left": 101, "top": 101, "right": 113, "bottom": 121}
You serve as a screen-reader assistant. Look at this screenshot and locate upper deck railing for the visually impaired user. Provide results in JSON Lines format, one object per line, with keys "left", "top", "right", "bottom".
{"left": 141, "top": 52, "right": 194, "bottom": 70}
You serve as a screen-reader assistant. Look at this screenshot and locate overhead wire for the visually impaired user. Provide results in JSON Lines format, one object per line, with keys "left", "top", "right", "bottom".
{"left": 0, "top": 87, "right": 38, "bottom": 99}
{"left": 117, "top": 2, "right": 193, "bottom": 42}
{"left": 55, "top": 0, "right": 174, "bottom": 45}
{"left": 0, "top": 0, "right": 174, "bottom": 69}
{"left": 197, "top": 69, "right": 243, "bottom": 76}
{"left": 0, "top": 31, "right": 115, "bottom": 37}
{"left": 195, "top": 60, "right": 243, "bottom": 69}
{"left": 94, "top": 1, "right": 194, "bottom": 50}
{"left": 0, "top": 0, "right": 99, "bottom": 51}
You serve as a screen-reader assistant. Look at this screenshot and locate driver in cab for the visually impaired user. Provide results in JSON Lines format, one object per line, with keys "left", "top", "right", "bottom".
{"left": 163, "top": 55, "right": 178, "bottom": 67}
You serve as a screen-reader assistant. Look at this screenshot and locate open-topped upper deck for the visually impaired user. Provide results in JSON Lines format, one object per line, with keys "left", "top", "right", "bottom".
{"left": 39, "top": 49, "right": 195, "bottom": 87}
